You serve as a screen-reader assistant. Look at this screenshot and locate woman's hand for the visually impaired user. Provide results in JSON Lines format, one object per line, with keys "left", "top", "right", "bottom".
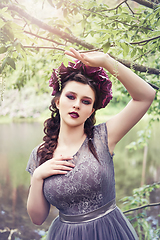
{"left": 65, "top": 47, "right": 109, "bottom": 68}
{"left": 33, "top": 156, "right": 75, "bottom": 181}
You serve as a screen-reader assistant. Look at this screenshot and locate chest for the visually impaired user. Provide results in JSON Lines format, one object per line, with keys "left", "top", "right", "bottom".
{"left": 53, "top": 147, "right": 77, "bottom": 159}
{"left": 53, "top": 137, "right": 87, "bottom": 158}
{"left": 43, "top": 148, "right": 115, "bottom": 214}
{"left": 44, "top": 151, "right": 104, "bottom": 203}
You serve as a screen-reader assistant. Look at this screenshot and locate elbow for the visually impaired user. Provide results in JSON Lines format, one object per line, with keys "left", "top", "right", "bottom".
{"left": 28, "top": 213, "right": 46, "bottom": 225}
{"left": 150, "top": 89, "right": 156, "bottom": 103}
{"left": 31, "top": 218, "right": 44, "bottom": 226}
{"left": 147, "top": 88, "right": 156, "bottom": 103}
{"left": 27, "top": 207, "right": 47, "bottom": 226}
{"left": 150, "top": 89, "right": 156, "bottom": 101}
{"left": 26, "top": 190, "right": 50, "bottom": 226}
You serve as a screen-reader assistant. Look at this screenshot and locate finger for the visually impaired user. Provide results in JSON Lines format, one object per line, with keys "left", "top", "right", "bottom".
{"left": 55, "top": 165, "right": 74, "bottom": 170}
{"left": 69, "top": 47, "right": 80, "bottom": 56}
{"left": 80, "top": 58, "right": 91, "bottom": 66}
{"left": 65, "top": 48, "right": 80, "bottom": 58}
{"left": 52, "top": 170, "right": 69, "bottom": 175}
{"left": 50, "top": 155, "right": 73, "bottom": 161}
{"left": 70, "top": 49, "right": 93, "bottom": 66}
{"left": 54, "top": 160, "right": 75, "bottom": 167}
{"left": 80, "top": 53, "right": 93, "bottom": 65}
{"left": 67, "top": 48, "right": 83, "bottom": 60}
{"left": 57, "top": 156, "right": 74, "bottom": 163}
{"left": 65, "top": 50, "right": 76, "bottom": 58}
{"left": 65, "top": 48, "right": 93, "bottom": 66}
{"left": 52, "top": 164, "right": 74, "bottom": 173}
{"left": 65, "top": 51, "right": 90, "bottom": 66}
{"left": 61, "top": 155, "right": 73, "bottom": 161}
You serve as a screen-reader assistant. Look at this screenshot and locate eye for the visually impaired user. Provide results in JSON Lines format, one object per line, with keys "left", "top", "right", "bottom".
{"left": 82, "top": 99, "right": 92, "bottom": 105}
{"left": 66, "top": 94, "right": 75, "bottom": 100}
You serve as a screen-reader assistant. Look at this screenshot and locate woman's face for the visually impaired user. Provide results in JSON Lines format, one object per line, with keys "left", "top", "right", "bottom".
{"left": 56, "top": 81, "right": 95, "bottom": 128}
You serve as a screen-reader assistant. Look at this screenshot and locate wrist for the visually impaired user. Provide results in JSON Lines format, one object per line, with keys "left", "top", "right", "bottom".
{"left": 103, "top": 54, "right": 118, "bottom": 75}
{"left": 32, "top": 168, "right": 44, "bottom": 182}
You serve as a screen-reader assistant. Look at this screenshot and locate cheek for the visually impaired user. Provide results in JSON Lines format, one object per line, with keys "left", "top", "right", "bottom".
{"left": 83, "top": 106, "right": 94, "bottom": 118}
{"left": 59, "top": 96, "right": 70, "bottom": 108}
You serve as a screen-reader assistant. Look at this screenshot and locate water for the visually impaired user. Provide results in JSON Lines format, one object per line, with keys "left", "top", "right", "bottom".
{"left": 0, "top": 120, "right": 160, "bottom": 239}
{"left": 0, "top": 122, "right": 58, "bottom": 239}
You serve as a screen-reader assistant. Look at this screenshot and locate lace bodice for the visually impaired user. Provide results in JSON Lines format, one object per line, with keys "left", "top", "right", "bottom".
{"left": 26, "top": 123, "right": 115, "bottom": 215}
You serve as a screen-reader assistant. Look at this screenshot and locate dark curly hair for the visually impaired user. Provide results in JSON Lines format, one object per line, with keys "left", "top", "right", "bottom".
{"left": 37, "top": 72, "right": 102, "bottom": 165}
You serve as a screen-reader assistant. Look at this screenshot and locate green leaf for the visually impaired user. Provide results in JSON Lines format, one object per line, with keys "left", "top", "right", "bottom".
{"left": 6, "top": 57, "right": 16, "bottom": 70}
{"left": 19, "top": 49, "right": 27, "bottom": 61}
{"left": 2, "top": 12, "right": 13, "bottom": 20}
{"left": 15, "top": 42, "right": 22, "bottom": 52}
{"left": 56, "top": 1, "right": 63, "bottom": 9}
{"left": 47, "top": 0, "right": 55, "bottom": 7}
{"left": 102, "top": 42, "right": 111, "bottom": 53}
{"left": 120, "top": 42, "right": 129, "bottom": 58}
{"left": 63, "top": 57, "right": 69, "bottom": 67}
{"left": 81, "top": 19, "right": 86, "bottom": 29}
{"left": 4, "top": 25, "right": 14, "bottom": 41}
{"left": 0, "top": 57, "right": 8, "bottom": 74}
{"left": 0, "top": 19, "right": 5, "bottom": 28}
{"left": 73, "top": 7, "right": 79, "bottom": 15}
{"left": 108, "top": 15, "right": 119, "bottom": 20}
{"left": 0, "top": 46, "right": 7, "bottom": 54}
{"left": 131, "top": 48, "right": 137, "bottom": 58}
{"left": 157, "top": 18, "right": 160, "bottom": 26}
{"left": 63, "top": 8, "right": 68, "bottom": 18}
{"left": 0, "top": 7, "right": 8, "bottom": 13}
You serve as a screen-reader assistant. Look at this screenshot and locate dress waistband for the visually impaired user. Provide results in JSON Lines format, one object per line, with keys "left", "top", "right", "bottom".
{"left": 59, "top": 199, "right": 116, "bottom": 224}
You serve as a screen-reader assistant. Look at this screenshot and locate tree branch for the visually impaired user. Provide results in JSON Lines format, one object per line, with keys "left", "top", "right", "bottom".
{"left": 0, "top": 3, "right": 160, "bottom": 76}
{"left": 0, "top": 3, "right": 95, "bottom": 50}
{"left": 123, "top": 202, "right": 160, "bottom": 213}
{"left": 131, "top": 35, "right": 160, "bottom": 45}
{"left": 78, "top": 6, "right": 151, "bottom": 30}
{"left": 133, "top": 49, "right": 152, "bottom": 61}
{"left": 116, "top": 57, "right": 160, "bottom": 75}
{"left": 23, "top": 45, "right": 65, "bottom": 51}
{"left": 24, "top": 31, "right": 65, "bottom": 46}
{"left": 101, "top": 0, "right": 127, "bottom": 11}
{"left": 132, "top": 0, "right": 159, "bottom": 9}
{"left": 125, "top": 1, "right": 135, "bottom": 14}
{"left": 22, "top": 44, "right": 160, "bottom": 76}
{"left": 123, "top": 182, "right": 160, "bottom": 213}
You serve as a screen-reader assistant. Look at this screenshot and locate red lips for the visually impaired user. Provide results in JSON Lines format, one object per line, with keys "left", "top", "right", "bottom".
{"left": 69, "top": 112, "right": 79, "bottom": 118}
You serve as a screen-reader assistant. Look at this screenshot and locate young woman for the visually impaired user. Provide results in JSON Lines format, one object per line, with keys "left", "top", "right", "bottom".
{"left": 26, "top": 48, "right": 156, "bottom": 240}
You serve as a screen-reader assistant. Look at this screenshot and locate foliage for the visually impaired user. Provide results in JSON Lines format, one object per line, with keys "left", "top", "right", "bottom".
{"left": 0, "top": 2, "right": 160, "bottom": 238}
{"left": 0, "top": 0, "right": 159, "bottom": 106}
{"left": 126, "top": 123, "right": 152, "bottom": 151}
{"left": 121, "top": 183, "right": 160, "bottom": 239}
{"left": 40, "top": 232, "right": 47, "bottom": 240}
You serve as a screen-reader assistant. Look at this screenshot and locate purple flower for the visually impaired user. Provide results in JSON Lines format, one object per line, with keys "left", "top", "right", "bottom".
{"left": 49, "top": 60, "right": 112, "bottom": 109}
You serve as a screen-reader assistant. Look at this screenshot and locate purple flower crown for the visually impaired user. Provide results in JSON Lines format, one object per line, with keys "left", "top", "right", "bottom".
{"left": 49, "top": 60, "right": 112, "bottom": 109}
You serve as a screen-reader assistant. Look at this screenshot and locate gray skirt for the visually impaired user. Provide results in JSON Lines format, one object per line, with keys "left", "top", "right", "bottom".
{"left": 46, "top": 203, "right": 138, "bottom": 240}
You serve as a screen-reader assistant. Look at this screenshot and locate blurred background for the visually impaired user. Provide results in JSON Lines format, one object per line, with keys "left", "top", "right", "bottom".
{"left": 0, "top": 0, "right": 160, "bottom": 239}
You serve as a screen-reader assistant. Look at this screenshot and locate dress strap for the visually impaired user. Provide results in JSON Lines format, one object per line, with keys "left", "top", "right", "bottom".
{"left": 59, "top": 199, "right": 116, "bottom": 224}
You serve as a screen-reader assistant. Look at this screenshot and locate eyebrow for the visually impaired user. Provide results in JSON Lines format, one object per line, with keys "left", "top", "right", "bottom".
{"left": 66, "top": 91, "right": 93, "bottom": 101}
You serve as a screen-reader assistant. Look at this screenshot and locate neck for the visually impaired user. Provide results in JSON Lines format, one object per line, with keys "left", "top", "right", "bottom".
{"left": 58, "top": 123, "right": 86, "bottom": 146}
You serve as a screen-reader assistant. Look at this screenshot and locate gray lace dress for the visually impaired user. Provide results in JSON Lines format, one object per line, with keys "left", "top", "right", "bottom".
{"left": 26, "top": 123, "right": 139, "bottom": 240}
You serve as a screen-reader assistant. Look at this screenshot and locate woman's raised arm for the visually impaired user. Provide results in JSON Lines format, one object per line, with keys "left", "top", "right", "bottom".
{"left": 103, "top": 54, "right": 156, "bottom": 154}
{"left": 65, "top": 48, "right": 156, "bottom": 154}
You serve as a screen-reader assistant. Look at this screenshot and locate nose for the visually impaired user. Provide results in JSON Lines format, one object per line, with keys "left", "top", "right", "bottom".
{"left": 73, "top": 99, "right": 80, "bottom": 109}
